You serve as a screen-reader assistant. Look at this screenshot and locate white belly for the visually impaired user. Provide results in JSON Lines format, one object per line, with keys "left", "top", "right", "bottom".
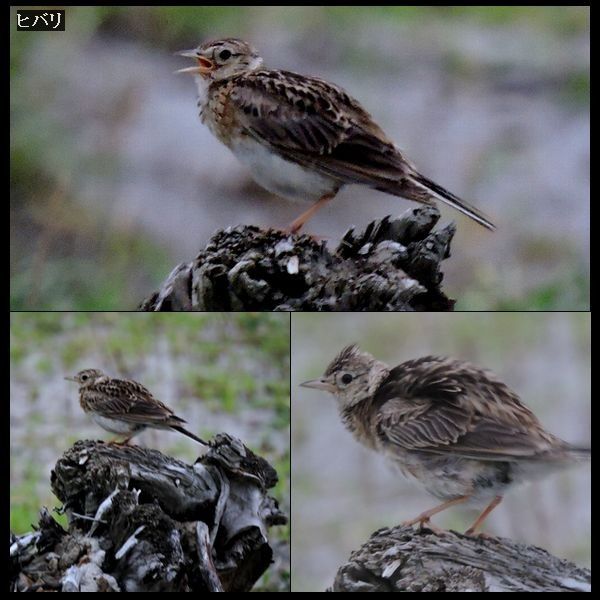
{"left": 91, "top": 414, "right": 140, "bottom": 435}
{"left": 229, "top": 136, "right": 339, "bottom": 203}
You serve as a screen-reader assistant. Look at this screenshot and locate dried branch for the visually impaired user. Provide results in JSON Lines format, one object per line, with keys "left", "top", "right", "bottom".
{"left": 330, "top": 525, "right": 590, "bottom": 592}
{"left": 10, "top": 435, "right": 287, "bottom": 592}
{"left": 140, "top": 206, "right": 455, "bottom": 311}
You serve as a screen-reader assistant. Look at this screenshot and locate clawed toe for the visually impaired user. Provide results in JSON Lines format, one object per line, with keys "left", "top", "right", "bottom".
{"left": 419, "top": 520, "right": 445, "bottom": 535}
{"left": 464, "top": 528, "right": 494, "bottom": 538}
{"left": 278, "top": 226, "right": 327, "bottom": 242}
{"left": 402, "top": 518, "right": 445, "bottom": 536}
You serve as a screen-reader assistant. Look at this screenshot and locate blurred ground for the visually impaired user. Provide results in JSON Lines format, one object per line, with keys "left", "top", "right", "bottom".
{"left": 291, "top": 313, "right": 590, "bottom": 591}
{"left": 10, "top": 312, "right": 290, "bottom": 591}
{"left": 10, "top": 7, "right": 589, "bottom": 309}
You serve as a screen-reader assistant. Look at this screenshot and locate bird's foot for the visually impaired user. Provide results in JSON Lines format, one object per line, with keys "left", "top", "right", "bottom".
{"left": 464, "top": 528, "right": 494, "bottom": 538}
{"left": 402, "top": 517, "right": 445, "bottom": 536}
{"left": 106, "top": 436, "right": 133, "bottom": 446}
{"left": 275, "top": 224, "right": 328, "bottom": 242}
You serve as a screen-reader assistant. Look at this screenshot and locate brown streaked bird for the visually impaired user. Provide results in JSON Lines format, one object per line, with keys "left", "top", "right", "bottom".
{"left": 177, "top": 38, "right": 496, "bottom": 233}
{"left": 65, "top": 369, "right": 207, "bottom": 445}
{"left": 301, "top": 345, "right": 589, "bottom": 535}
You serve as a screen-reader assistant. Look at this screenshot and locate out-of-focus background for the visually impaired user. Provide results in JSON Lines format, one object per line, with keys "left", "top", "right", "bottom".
{"left": 291, "top": 313, "right": 590, "bottom": 592}
{"left": 10, "top": 6, "right": 589, "bottom": 310}
{"left": 10, "top": 312, "right": 290, "bottom": 592}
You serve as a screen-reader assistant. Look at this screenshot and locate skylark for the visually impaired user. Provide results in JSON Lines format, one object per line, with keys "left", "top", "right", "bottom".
{"left": 301, "top": 345, "right": 589, "bottom": 535}
{"left": 66, "top": 369, "right": 207, "bottom": 445}
{"left": 177, "top": 38, "right": 495, "bottom": 233}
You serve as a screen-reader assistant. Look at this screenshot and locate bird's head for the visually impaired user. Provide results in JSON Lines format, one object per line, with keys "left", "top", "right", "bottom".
{"left": 300, "top": 345, "right": 390, "bottom": 408}
{"left": 64, "top": 368, "right": 106, "bottom": 388}
{"left": 177, "top": 38, "right": 263, "bottom": 81}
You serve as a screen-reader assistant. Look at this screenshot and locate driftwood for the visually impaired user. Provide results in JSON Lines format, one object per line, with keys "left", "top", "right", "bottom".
{"left": 330, "top": 525, "right": 591, "bottom": 593}
{"left": 10, "top": 435, "right": 287, "bottom": 592}
{"left": 140, "top": 206, "right": 456, "bottom": 311}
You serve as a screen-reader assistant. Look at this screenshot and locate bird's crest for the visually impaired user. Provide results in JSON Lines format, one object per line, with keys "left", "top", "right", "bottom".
{"left": 324, "top": 344, "right": 362, "bottom": 376}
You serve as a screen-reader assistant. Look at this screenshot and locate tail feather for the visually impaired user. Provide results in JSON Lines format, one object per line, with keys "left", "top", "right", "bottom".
{"left": 566, "top": 446, "right": 591, "bottom": 461}
{"left": 170, "top": 425, "right": 208, "bottom": 446}
{"left": 409, "top": 172, "right": 496, "bottom": 231}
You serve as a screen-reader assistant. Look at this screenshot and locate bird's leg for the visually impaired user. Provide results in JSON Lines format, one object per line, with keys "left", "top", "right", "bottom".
{"left": 286, "top": 191, "right": 338, "bottom": 234}
{"left": 464, "top": 495, "right": 503, "bottom": 536}
{"left": 402, "top": 495, "right": 471, "bottom": 533}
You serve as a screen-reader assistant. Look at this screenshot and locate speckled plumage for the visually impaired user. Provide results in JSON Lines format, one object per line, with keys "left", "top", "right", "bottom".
{"left": 178, "top": 38, "right": 496, "bottom": 232}
{"left": 302, "top": 345, "right": 589, "bottom": 535}
{"left": 66, "top": 369, "right": 207, "bottom": 445}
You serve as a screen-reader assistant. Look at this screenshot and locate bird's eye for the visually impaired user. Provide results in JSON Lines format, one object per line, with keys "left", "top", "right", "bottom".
{"left": 219, "top": 49, "right": 232, "bottom": 61}
{"left": 81, "top": 375, "right": 88, "bottom": 381}
{"left": 341, "top": 373, "right": 353, "bottom": 385}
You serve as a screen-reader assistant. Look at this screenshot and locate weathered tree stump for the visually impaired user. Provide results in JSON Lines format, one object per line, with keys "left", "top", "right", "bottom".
{"left": 10, "top": 435, "right": 287, "bottom": 592}
{"left": 330, "top": 525, "right": 591, "bottom": 592}
{"left": 140, "top": 206, "right": 456, "bottom": 311}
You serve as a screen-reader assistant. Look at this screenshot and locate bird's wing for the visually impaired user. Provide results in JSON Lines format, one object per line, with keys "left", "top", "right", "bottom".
{"left": 229, "top": 70, "right": 413, "bottom": 186}
{"left": 375, "top": 357, "right": 561, "bottom": 461}
{"left": 86, "top": 380, "right": 185, "bottom": 426}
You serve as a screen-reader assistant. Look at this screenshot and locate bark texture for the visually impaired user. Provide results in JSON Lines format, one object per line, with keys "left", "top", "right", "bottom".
{"left": 10, "top": 435, "right": 287, "bottom": 592}
{"left": 330, "top": 525, "right": 590, "bottom": 592}
{"left": 140, "top": 206, "right": 455, "bottom": 311}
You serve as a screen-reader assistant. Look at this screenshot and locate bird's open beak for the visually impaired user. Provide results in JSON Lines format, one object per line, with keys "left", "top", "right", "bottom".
{"left": 299, "top": 378, "right": 336, "bottom": 393}
{"left": 176, "top": 50, "right": 214, "bottom": 76}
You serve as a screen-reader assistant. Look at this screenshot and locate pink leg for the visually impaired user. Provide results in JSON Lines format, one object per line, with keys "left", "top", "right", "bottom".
{"left": 287, "top": 191, "right": 338, "bottom": 234}
{"left": 464, "top": 495, "right": 503, "bottom": 536}
{"left": 403, "top": 495, "right": 471, "bottom": 533}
